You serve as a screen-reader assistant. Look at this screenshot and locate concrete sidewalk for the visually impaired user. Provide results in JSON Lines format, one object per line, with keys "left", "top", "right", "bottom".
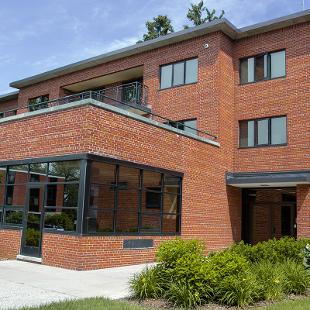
{"left": 0, "top": 260, "right": 150, "bottom": 310}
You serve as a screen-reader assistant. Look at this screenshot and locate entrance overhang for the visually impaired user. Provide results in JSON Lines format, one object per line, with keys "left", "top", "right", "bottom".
{"left": 226, "top": 170, "right": 310, "bottom": 188}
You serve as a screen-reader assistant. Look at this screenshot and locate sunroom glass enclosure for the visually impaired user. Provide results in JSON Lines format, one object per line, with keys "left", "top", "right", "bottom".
{"left": 0, "top": 155, "right": 182, "bottom": 258}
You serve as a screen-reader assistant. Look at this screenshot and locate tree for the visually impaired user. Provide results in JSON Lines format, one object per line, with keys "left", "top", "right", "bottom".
{"left": 185, "top": 1, "right": 225, "bottom": 27}
{"left": 142, "top": 15, "right": 174, "bottom": 41}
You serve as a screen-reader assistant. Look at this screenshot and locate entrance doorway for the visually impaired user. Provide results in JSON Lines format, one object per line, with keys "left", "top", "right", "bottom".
{"left": 242, "top": 188, "right": 297, "bottom": 244}
{"left": 20, "top": 185, "right": 44, "bottom": 257}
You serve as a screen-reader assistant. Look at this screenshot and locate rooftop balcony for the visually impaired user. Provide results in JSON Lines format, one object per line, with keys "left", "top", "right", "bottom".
{"left": 0, "top": 82, "right": 218, "bottom": 143}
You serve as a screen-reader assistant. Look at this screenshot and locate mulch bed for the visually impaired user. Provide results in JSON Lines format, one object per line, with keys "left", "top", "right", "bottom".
{"left": 126, "top": 290, "right": 310, "bottom": 309}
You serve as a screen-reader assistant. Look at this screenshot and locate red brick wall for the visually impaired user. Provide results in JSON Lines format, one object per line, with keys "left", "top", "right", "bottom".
{"left": 233, "top": 23, "right": 310, "bottom": 172}
{"left": 0, "top": 104, "right": 240, "bottom": 269}
{"left": 0, "top": 98, "right": 18, "bottom": 114}
{"left": 297, "top": 185, "right": 310, "bottom": 238}
{"left": 0, "top": 229, "right": 21, "bottom": 259}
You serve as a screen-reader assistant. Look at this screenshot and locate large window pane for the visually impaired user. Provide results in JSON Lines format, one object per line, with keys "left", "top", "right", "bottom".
{"left": 90, "top": 184, "right": 115, "bottom": 210}
{"left": 163, "top": 193, "right": 179, "bottom": 213}
{"left": 8, "top": 165, "right": 28, "bottom": 184}
{"left": 4, "top": 208, "right": 23, "bottom": 225}
{"left": 29, "top": 163, "right": 47, "bottom": 182}
{"left": 164, "top": 175, "right": 181, "bottom": 194}
{"left": 271, "top": 117, "right": 287, "bottom": 145}
{"left": 115, "top": 210, "right": 138, "bottom": 233}
{"left": 0, "top": 167, "right": 6, "bottom": 186}
{"left": 255, "top": 55, "right": 265, "bottom": 81}
{"left": 48, "top": 161, "right": 80, "bottom": 182}
{"left": 271, "top": 50, "right": 285, "bottom": 78}
{"left": 162, "top": 213, "right": 179, "bottom": 233}
{"left": 257, "top": 119, "right": 269, "bottom": 145}
{"left": 173, "top": 62, "right": 185, "bottom": 86}
{"left": 144, "top": 190, "right": 161, "bottom": 210}
{"left": 143, "top": 171, "right": 162, "bottom": 188}
{"left": 247, "top": 58, "right": 255, "bottom": 82}
{"left": 240, "top": 59, "right": 248, "bottom": 84}
{"left": 6, "top": 185, "right": 26, "bottom": 206}
{"left": 44, "top": 208, "right": 77, "bottom": 232}
{"left": 239, "top": 121, "right": 254, "bottom": 147}
{"left": 185, "top": 58, "right": 198, "bottom": 84}
{"left": 160, "top": 65, "right": 172, "bottom": 89}
{"left": 118, "top": 166, "right": 140, "bottom": 189}
{"left": 90, "top": 162, "right": 115, "bottom": 185}
{"left": 85, "top": 210, "right": 114, "bottom": 233}
{"left": 140, "top": 214, "right": 160, "bottom": 232}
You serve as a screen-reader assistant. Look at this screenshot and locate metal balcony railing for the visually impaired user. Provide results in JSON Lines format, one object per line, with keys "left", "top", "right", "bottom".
{"left": 0, "top": 84, "right": 218, "bottom": 141}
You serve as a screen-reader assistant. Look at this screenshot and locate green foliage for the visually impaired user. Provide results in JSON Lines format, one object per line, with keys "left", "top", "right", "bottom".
{"left": 45, "top": 212, "right": 75, "bottom": 231}
{"left": 216, "top": 271, "right": 260, "bottom": 306}
{"left": 156, "top": 239, "right": 204, "bottom": 268}
{"left": 185, "top": 1, "right": 225, "bottom": 28}
{"left": 130, "top": 238, "right": 310, "bottom": 308}
{"left": 129, "top": 265, "right": 166, "bottom": 299}
{"left": 26, "top": 228, "right": 40, "bottom": 247}
{"left": 165, "top": 281, "right": 203, "bottom": 308}
{"left": 281, "top": 259, "right": 310, "bottom": 294}
{"left": 5, "top": 211, "right": 22, "bottom": 224}
{"left": 230, "top": 237, "right": 310, "bottom": 264}
{"left": 252, "top": 261, "right": 285, "bottom": 301}
{"left": 303, "top": 244, "right": 310, "bottom": 269}
{"left": 142, "top": 15, "right": 174, "bottom": 41}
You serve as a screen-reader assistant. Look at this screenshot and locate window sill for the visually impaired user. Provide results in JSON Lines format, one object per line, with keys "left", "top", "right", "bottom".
{"left": 239, "top": 75, "right": 286, "bottom": 86}
{"left": 159, "top": 82, "right": 198, "bottom": 92}
{"left": 238, "top": 143, "right": 288, "bottom": 149}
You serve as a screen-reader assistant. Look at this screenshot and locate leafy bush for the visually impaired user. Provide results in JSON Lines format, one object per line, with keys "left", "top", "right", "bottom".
{"left": 25, "top": 228, "right": 40, "bottom": 247}
{"left": 230, "top": 237, "right": 310, "bottom": 264}
{"left": 304, "top": 244, "right": 310, "bottom": 269}
{"left": 156, "top": 239, "right": 204, "bottom": 268}
{"left": 45, "top": 212, "right": 75, "bottom": 231}
{"left": 130, "top": 238, "right": 310, "bottom": 309}
{"left": 281, "top": 259, "right": 310, "bottom": 294}
{"left": 216, "top": 270, "right": 260, "bottom": 306}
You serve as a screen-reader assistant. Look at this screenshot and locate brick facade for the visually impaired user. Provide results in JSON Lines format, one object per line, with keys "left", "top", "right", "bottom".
{"left": 0, "top": 16, "right": 309, "bottom": 269}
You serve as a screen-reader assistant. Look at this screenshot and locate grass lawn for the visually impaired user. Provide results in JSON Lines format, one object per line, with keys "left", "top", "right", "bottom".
{"left": 20, "top": 297, "right": 310, "bottom": 310}
{"left": 257, "top": 297, "right": 310, "bottom": 310}
{"left": 20, "top": 298, "right": 152, "bottom": 310}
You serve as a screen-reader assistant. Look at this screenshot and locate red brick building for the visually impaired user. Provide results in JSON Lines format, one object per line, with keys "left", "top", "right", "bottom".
{"left": 0, "top": 11, "right": 309, "bottom": 270}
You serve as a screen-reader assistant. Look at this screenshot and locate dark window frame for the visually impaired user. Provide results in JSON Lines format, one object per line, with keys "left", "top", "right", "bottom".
{"left": 239, "top": 49, "right": 286, "bottom": 85}
{"left": 160, "top": 57, "right": 198, "bottom": 90}
{"left": 239, "top": 115, "right": 287, "bottom": 148}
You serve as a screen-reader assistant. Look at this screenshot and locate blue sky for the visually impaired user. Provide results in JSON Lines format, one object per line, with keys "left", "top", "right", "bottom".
{"left": 1, "top": 0, "right": 309, "bottom": 94}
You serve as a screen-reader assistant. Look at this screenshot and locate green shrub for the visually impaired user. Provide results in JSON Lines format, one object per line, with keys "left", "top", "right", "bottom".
{"left": 165, "top": 281, "right": 203, "bottom": 308}
{"left": 156, "top": 239, "right": 204, "bottom": 268}
{"left": 304, "top": 244, "right": 310, "bottom": 269}
{"left": 252, "top": 261, "right": 285, "bottom": 301}
{"left": 206, "top": 251, "right": 249, "bottom": 286}
{"left": 281, "top": 259, "right": 310, "bottom": 294}
{"left": 129, "top": 265, "right": 166, "bottom": 299}
{"left": 230, "top": 237, "right": 310, "bottom": 264}
{"left": 216, "top": 271, "right": 260, "bottom": 306}
{"left": 25, "top": 228, "right": 40, "bottom": 247}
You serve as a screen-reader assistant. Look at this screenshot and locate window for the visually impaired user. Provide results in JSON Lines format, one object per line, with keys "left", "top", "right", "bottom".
{"left": 240, "top": 50, "right": 285, "bottom": 84}
{"left": 166, "top": 119, "right": 197, "bottom": 135}
{"left": 28, "top": 95, "right": 49, "bottom": 112}
{"left": 239, "top": 116, "right": 287, "bottom": 148}
{"left": 160, "top": 58, "right": 198, "bottom": 89}
{"left": 85, "top": 162, "right": 182, "bottom": 235}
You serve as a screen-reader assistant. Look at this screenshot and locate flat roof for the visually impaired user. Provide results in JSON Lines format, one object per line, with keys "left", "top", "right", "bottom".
{"left": 7, "top": 9, "right": 310, "bottom": 89}
{"left": 0, "top": 90, "right": 19, "bottom": 102}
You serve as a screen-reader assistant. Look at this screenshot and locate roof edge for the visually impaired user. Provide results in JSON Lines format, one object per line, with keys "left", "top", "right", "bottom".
{"left": 0, "top": 90, "right": 19, "bottom": 102}
{"left": 9, "top": 9, "right": 310, "bottom": 89}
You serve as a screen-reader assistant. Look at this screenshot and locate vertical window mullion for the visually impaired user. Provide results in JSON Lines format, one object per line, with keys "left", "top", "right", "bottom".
{"left": 254, "top": 120, "right": 258, "bottom": 146}
{"left": 171, "top": 63, "right": 174, "bottom": 88}
{"left": 138, "top": 169, "right": 143, "bottom": 234}
{"left": 268, "top": 118, "right": 272, "bottom": 145}
{"left": 183, "top": 60, "right": 186, "bottom": 85}
{"left": 160, "top": 174, "right": 164, "bottom": 233}
{"left": 113, "top": 165, "right": 119, "bottom": 233}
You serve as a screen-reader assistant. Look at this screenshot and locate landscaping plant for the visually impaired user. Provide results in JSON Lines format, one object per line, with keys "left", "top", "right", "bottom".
{"left": 130, "top": 238, "right": 310, "bottom": 309}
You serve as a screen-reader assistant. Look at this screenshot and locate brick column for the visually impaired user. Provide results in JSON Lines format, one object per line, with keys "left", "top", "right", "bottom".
{"left": 296, "top": 185, "right": 310, "bottom": 238}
